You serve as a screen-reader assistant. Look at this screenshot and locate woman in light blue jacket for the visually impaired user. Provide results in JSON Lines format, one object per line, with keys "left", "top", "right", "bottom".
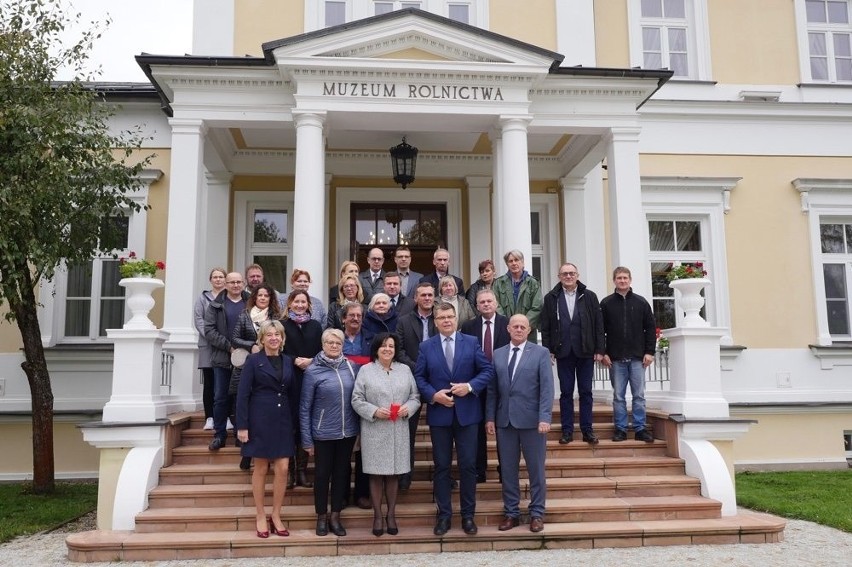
{"left": 300, "top": 328, "right": 359, "bottom": 538}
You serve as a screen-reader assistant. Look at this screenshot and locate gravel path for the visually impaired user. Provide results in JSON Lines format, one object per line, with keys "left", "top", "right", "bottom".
{"left": 1, "top": 513, "right": 850, "bottom": 566}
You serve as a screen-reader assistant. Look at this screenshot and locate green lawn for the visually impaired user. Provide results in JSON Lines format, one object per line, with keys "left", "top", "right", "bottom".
{"left": 736, "top": 470, "right": 852, "bottom": 533}
{"left": 0, "top": 482, "right": 98, "bottom": 544}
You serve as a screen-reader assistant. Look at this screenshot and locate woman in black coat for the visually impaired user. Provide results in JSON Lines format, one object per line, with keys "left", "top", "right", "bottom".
{"left": 231, "top": 283, "right": 282, "bottom": 469}
{"left": 236, "top": 320, "right": 294, "bottom": 538}
{"left": 282, "top": 289, "right": 323, "bottom": 488}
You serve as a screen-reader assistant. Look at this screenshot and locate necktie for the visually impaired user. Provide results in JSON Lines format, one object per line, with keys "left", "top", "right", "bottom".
{"left": 420, "top": 316, "right": 429, "bottom": 342}
{"left": 508, "top": 346, "right": 519, "bottom": 382}
{"left": 391, "top": 296, "right": 396, "bottom": 308}
{"left": 444, "top": 336, "right": 454, "bottom": 370}
{"left": 483, "top": 320, "right": 493, "bottom": 361}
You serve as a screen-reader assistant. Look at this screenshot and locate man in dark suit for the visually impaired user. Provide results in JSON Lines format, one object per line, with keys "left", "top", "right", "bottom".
{"left": 393, "top": 245, "right": 423, "bottom": 298}
{"left": 486, "top": 314, "right": 553, "bottom": 533}
{"left": 395, "top": 281, "right": 437, "bottom": 489}
{"left": 358, "top": 247, "right": 386, "bottom": 302}
{"left": 540, "top": 262, "right": 605, "bottom": 445}
{"left": 460, "top": 288, "right": 510, "bottom": 483}
{"left": 415, "top": 302, "right": 494, "bottom": 536}
{"left": 419, "top": 247, "right": 464, "bottom": 295}
{"left": 383, "top": 271, "right": 415, "bottom": 317}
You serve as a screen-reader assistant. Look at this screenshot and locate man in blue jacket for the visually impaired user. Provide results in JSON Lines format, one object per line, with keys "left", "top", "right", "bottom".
{"left": 415, "top": 302, "right": 493, "bottom": 536}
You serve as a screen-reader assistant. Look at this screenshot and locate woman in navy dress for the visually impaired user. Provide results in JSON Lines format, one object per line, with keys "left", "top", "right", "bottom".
{"left": 236, "top": 320, "right": 294, "bottom": 538}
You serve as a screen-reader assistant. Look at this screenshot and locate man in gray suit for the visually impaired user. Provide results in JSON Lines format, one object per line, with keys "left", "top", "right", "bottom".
{"left": 394, "top": 245, "right": 423, "bottom": 298}
{"left": 485, "top": 314, "right": 553, "bottom": 533}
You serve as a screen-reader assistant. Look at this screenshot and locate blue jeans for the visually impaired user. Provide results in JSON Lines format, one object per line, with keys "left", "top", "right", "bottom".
{"left": 610, "top": 358, "right": 646, "bottom": 432}
{"left": 212, "top": 366, "right": 231, "bottom": 440}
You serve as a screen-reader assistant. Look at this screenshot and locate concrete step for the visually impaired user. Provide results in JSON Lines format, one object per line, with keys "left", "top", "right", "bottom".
{"left": 66, "top": 511, "right": 786, "bottom": 562}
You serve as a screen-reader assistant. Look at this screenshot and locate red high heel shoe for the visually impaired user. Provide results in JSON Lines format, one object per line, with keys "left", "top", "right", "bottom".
{"left": 269, "top": 519, "right": 290, "bottom": 537}
{"left": 256, "top": 517, "right": 270, "bottom": 538}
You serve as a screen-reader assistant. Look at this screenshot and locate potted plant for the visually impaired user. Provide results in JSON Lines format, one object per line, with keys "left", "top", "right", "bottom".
{"left": 118, "top": 251, "right": 165, "bottom": 278}
{"left": 667, "top": 262, "right": 710, "bottom": 327}
{"left": 118, "top": 252, "right": 166, "bottom": 330}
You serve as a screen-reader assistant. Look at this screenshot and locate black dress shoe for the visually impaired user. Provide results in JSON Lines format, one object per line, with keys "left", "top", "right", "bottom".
{"left": 399, "top": 473, "right": 412, "bottom": 490}
{"left": 559, "top": 434, "right": 573, "bottom": 444}
{"left": 433, "top": 517, "right": 451, "bottom": 536}
{"left": 315, "top": 514, "right": 329, "bottom": 536}
{"left": 582, "top": 431, "right": 599, "bottom": 445}
{"left": 461, "top": 517, "right": 478, "bottom": 535}
{"left": 612, "top": 429, "right": 627, "bottom": 442}
{"left": 328, "top": 515, "right": 346, "bottom": 537}
{"left": 239, "top": 457, "right": 251, "bottom": 470}
{"left": 208, "top": 436, "right": 225, "bottom": 451}
{"left": 635, "top": 429, "right": 655, "bottom": 443}
{"left": 450, "top": 478, "right": 459, "bottom": 489}
{"left": 476, "top": 473, "right": 487, "bottom": 483}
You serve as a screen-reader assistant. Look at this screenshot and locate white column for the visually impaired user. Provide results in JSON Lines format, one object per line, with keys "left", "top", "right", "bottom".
{"left": 321, "top": 173, "right": 333, "bottom": 294}
{"left": 292, "top": 112, "right": 327, "bottom": 293}
{"left": 161, "top": 119, "right": 206, "bottom": 412}
{"left": 499, "top": 116, "right": 533, "bottom": 264}
{"left": 560, "top": 170, "right": 607, "bottom": 294}
{"left": 489, "top": 130, "right": 504, "bottom": 261}
{"left": 201, "top": 172, "right": 231, "bottom": 273}
{"left": 466, "top": 176, "right": 493, "bottom": 278}
{"left": 192, "top": 0, "right": 234, "bottom": 55}
{"left": 555, "top": 0, "right": 596, "bottom": 66}
{"left": 605, "top": 127, "right": 651, "bottom": 299}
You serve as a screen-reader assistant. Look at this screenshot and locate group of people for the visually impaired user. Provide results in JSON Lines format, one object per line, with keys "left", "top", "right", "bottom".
{"left": 192, "top": 246, "right": 656, "bottom": 538}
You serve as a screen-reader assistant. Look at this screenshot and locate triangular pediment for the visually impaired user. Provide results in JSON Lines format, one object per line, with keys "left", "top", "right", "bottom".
{"left": 262, "top": 8, "right": 561, "bottom": 68}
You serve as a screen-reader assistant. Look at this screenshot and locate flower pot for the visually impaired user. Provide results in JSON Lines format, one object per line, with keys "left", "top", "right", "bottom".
{"left": 119, "top": 277, "right": 164, "bottom": 330}
{"left": 669, "top": 277, "right": 710, "bottom": 327}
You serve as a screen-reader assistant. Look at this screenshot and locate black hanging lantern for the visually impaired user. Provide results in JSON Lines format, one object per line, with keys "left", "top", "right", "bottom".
{"left": 389, "top": 137, "right": 418, "bottom": 189}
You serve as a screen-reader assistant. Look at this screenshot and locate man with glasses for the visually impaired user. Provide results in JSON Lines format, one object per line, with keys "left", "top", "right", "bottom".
{"left": 203, "top": 272, "right": 249, "bottom": 451}
{"left": 393, "top": 245, "right": 423, "bottom": 297}
{"left": 540, "top": 263, "right": 605, "bottom": 445}
{"left": 414, "top": 302, "right": 493, "bottom": 536}
{"left": 359, "top": 247, "right": 386, "bottom": 302}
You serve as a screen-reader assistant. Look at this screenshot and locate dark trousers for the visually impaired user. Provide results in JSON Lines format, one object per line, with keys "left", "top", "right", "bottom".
{"left": 406, "top": 405, "right": 422, "bottom": 475}
{"left": 212, "top": 366, "right": 231, "bottom": 440}
{"left": 556, "top": 353, "right": 595, "bottom": 434}
{"left": 476, "top": 392, "right": 488, "bottom": 478}
{"left": 353, "top": 450, "right": 370, "bottom": 501}
{"left": 201, "top": 367, "right": 214, "bottom": 419}
{"left": 430, "top": 415, "right": 478, "bottom": 519}
{"left": 313, "top": 436, "right": 357, "bottom": 514}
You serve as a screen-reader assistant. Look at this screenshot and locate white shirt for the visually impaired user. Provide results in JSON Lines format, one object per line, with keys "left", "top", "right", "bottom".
{"left": 562, "top": 287, "right": 577, "bottom": 319}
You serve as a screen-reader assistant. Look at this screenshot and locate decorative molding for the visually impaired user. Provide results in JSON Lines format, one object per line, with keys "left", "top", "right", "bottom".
{"left": 321, "top": 32, "right": 503, "bottom": 63}
{"left": 808, "top": 344, "right": 852, "bottom": 370}
{"left": 792, "top": 177, "right": 852, "bottom": 212}
{"left": 642, "top": 176, "right": 741, "bottom": 213}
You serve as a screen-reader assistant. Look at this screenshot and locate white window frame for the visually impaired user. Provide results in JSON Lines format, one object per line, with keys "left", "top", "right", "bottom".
{"left": 794, "top": 177, "right": 852, "bottom": 345}
{"left": 305, "top": 0, "right": 488, "bottom": 31}
{"left": 641, "top": 176, "right": 738, "bottom": 344}
{"left": 37, "top": 170, "right": 159, "bottom": 347}
{"left": 627, "top": 0, "right": 712, "bottom": 81}
{"left": 794, "top": 0, "right": 852, "bottom": 83}
{"left": 233, "top": 191, "right": 295, "bottom": 293}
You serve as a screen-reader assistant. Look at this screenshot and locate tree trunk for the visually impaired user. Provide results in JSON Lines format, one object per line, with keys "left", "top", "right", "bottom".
{"left": 10, "top": 266, "right": 55, "bottom": 494}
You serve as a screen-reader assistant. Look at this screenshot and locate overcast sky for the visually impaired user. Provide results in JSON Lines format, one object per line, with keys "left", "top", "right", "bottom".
{"left": 59, "top": 0, "right": 193, "bottom": 82}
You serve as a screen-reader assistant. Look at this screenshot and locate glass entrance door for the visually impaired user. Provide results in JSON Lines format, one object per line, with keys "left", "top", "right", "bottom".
{"left": 351, "top": 203, "right": 447, "bottom": 274}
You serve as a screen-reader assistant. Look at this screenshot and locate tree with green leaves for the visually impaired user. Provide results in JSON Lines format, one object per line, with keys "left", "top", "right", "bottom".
{"left": 0, "top": 0, "right": 153, "bottom": 493}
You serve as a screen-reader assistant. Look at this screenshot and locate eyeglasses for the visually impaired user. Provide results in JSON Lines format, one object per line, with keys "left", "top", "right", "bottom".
{"left": 559, "top": 271, "right": 578, "bottom": 277}
{"left": 434, "top": 315, "right": 456, "bottom": 321}
{"left": 369, "top": 256, "right": 383, "bottom": 261}
{"left": 226, "top": 280, "right": 243, "bottom": 284}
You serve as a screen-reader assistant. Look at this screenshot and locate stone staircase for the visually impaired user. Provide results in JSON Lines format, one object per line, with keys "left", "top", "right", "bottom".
{"left": 66, "top": 404, "right": 784, "bottom": 561}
